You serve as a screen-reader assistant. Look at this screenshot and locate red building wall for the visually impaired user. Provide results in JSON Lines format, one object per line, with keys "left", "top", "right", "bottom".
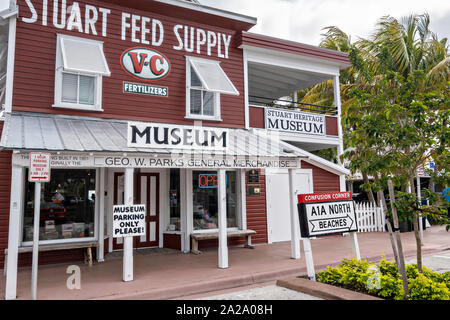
{"left": 13, "top": 0, "right": 246, "bottom": 128}
{"left": 0, "top": 122, "right": 12, "bottom": 269}
{"left": 301, "top": 161, "right": 341, "bottom": 192}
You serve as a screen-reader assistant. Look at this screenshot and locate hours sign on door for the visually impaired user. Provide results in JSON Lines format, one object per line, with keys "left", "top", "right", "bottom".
{"left": 297, "top": 192, "right": 358, "bottom": 237}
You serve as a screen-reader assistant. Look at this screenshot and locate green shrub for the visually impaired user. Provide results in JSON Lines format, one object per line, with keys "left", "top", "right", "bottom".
{"left": 317, "top": 256, "right": 450, "bottom": 300}
{"left": 408, "top": 273, "right": 450, "bottom": 300}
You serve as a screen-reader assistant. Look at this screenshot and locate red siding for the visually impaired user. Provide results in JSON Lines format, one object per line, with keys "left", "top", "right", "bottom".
{"left": 0, "top": 122, "right": 12, "bottom": 269}
{"left": 301, "top": 161, "right": 340, "bottom": 193}
{"left": 325, "top": 116, "right": 338, "bottom": 136}
{"left": 164, "top": 233, "right": 181, "bottom": 251}
{"left": 245, "top": 169, "right": 267, "bottom": 244}
{"left": 249, "top": 106, "right": 265, "bottom": 129}
{"left": 13, "top": 0, "right": 246, "bottom": 128}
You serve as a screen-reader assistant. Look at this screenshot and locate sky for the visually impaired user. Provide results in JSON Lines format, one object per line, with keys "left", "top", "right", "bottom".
{"left": 200, "top": 0, "right": 450, "bottom": 47}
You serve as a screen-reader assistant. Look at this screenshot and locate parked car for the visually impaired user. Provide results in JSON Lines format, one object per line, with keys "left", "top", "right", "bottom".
{"left": 40, "top": 202, "right": 66, "bottom": 221}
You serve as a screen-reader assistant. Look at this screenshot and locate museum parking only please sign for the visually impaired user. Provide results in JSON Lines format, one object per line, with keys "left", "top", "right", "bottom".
{"left": 297, "top": 191, "right": 357, "bottom": 237}
{"left": 113, "top": 204, "right": 146, "bottom": 237}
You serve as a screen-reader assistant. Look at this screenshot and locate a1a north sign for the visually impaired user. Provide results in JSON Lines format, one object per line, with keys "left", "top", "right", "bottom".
{"left": 297, "top": 191, "right": 357, "bottom": 237}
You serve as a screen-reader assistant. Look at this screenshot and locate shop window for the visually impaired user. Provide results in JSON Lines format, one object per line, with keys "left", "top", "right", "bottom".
{"left": 168, "top": 169, "right": 181, "bottom": 231}
{"left": 22, "top": 169, "right": 96, "bottom": 243}
{"left": 192, "top": 171, "right": 237, "bottom": 231}
{"left": 185, "top": 56, "right": 239, "bottom": 121}
{"left": 53, "top": 34, "right": 110, "bottom": 111}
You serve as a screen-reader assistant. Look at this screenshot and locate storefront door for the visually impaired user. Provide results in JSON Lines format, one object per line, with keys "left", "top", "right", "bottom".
{"left": 113, "top": 172, "right": 160, "bottom": 250}
{"left": 136, "top": 173, "right": 159, "bottom": 248}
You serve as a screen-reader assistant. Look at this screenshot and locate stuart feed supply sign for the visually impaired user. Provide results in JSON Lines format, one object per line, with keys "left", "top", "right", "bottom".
{"left": 113, "top": 204, "right": 146, "bottom": 237}
{"left": 297, "top": 192, "right": 357, "bottom": 237}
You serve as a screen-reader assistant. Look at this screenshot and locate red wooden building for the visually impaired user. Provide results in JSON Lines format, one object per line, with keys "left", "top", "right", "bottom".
{"left": 0, "top": 0, "right": 350, "bottom": 299}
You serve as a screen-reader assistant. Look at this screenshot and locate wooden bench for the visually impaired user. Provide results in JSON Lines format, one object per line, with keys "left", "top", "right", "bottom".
{"left": 190, "top": 229, "right": 256, "bottom": 254}
{"left": 4, "top": 242, "right": 98, "bottom": 276}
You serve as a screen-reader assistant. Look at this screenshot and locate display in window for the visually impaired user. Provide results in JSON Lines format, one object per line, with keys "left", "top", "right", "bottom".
{"left": 192, "top": 171, "right": 237, "bottom": 230}
{"left": 23, "top": 169, "right": 96, "bottom": 242}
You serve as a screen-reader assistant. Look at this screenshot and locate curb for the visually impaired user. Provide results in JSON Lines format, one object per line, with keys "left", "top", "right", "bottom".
{"left": 276, "top": 277, "right": 382, "bottom": 300}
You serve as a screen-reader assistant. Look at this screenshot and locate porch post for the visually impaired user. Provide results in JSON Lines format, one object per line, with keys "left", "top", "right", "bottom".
{"left": 97, "top": 167, "right": 105, "bottom": 262}
{"left": 288, "top": 168, "right": 301, "bottom": 259}
{"left": 123, "top": 168, "right": 134, "bottom": 281}
{"left": 218, "top": 169, "right": 228, "bottom": 268}
{"left": 5, "top": 165, "right": 24, "bottom": 300}
{"left": 340, "top": 171, "right": 361, "bottom": 260}
{"left": 333, "top": 75, "right": 344, "bottom": 163}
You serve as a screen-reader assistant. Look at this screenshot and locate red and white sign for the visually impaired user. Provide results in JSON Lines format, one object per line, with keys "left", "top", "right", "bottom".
{"left": 297, "top": 191, "right": 357, "bottom": 237}
{"left": 120, "top": 48, "right": 171, "bottom": 81}
{"left": 29, "top": 153, "right": 51, "bottom": 183}
{"left": 297, "top": 191, "right": 352, "bottom": 204}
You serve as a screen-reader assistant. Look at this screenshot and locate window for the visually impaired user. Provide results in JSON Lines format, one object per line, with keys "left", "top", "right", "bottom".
{"left": 54, "top": 34, "right": 110, "bottom": 111}
{"left": 22, "top": 169, "right": 96, "bottom": 244}
{"left": 192, "top": 171, "right": 238, "bottom": 231}
{"left": 186, "top": 56, "right": 239, "bottom": 121}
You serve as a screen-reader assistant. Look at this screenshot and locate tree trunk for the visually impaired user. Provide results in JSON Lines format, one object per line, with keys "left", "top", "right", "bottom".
{"left": 388, "top": 179, "right": 409, "bottom": 300}
{"left": 378, "top": 189, "right": 400, "bottom": 267}
{"left": 362, "top": 172, "right": 376, "bottom": 204}
{"left": 409, "top": 177, "right": 423, "bottom": 273}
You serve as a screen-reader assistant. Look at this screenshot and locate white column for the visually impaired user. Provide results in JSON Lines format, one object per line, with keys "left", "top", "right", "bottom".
{"left": 123, "top": 168, "right": 134, "bottom": 282}
{"left": 340, "top": 172, "right": 361, "bottom": 260}
{"left": 31, "top": 181, "right": 41, "bottom": 300}
{"left": 288, "top": 168, "right": 301, "bottom": 259}
{"left": 303, "top": 237, "right": 316, "bottom": 281}
{"left": 4, "top": 16, "right": 17, "bottom": 112}
{"left": 239, "top": 169, "right": 247, "bottom": 230}
{"left": 243, "top": 49, "right": 250, "bottom": 129}
{"left": 5, "top": 165, "right": 24, "bottom": 300}
{"left": 97, "top": 168, "right": 105, "bottom": 262}
{"left": 217, "top": 169, "right": 228, "bottom": 269}
{"left": 333, "top": 75, "right": 344, "bottom": 163}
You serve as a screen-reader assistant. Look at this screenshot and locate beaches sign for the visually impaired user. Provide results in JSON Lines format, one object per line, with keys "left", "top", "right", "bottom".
{"left": 297, "top": 191, "right": 358, "bottom": 237}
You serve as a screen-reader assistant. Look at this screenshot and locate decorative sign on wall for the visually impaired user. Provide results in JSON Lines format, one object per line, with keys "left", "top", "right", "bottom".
{"left": 265, "top": 108, "right": 325, "bottom": 136}
{"left": 297, "top": 192, "right": 357, "bottom": 237}
{"left": 128, "top": 122, "right": 228, "bottom": 150}
{"left": 247, "top": 169, "right": 259, "bottom": 183}
{"left": 120, "top": 48, "right": 171, "bottom": 81}
{"left": 247, "top": 185, "right": 261, "bottom": 196}
{"left": 113, "top": 204, "right": 146, "bottom": 237}
{"left": 123, "top": 82, "right": 168, "bottom": 97}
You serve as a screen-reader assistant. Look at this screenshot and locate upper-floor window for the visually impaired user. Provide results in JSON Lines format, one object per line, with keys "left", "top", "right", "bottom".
{"left": 53, "top": 34, "right": 110, "bottom": 111}
{"left": 185, "top": 56, "right": 239, "bottom": 121}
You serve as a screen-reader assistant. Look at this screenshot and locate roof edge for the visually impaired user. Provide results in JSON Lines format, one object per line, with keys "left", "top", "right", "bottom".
{"left": 154, "top": 0, "right": 257, "bottom": 25}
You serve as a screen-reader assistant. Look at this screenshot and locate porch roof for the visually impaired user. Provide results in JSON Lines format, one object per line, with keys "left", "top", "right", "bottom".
{"left": 0, "top": 111, "right": 302, "bottom": 158}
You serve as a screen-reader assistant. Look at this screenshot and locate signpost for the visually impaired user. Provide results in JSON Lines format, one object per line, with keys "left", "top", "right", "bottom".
{"left": 297, "top": 191, "right": 359, "bottom": 281}
{"left": 28, "top": 152, "right": 51, "bottom": 300}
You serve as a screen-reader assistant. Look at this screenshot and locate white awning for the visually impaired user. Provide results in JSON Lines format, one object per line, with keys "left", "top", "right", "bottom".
{"left": 188, "top": 57, "right": 239, "bottom": 95}
{"left": 60, "top": 35, "right": 110, "bottom": 76}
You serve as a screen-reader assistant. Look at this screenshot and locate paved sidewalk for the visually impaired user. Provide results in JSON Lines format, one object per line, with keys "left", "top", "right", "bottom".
{"left": 1, "top": 225, "right": 448, "bottom": 300}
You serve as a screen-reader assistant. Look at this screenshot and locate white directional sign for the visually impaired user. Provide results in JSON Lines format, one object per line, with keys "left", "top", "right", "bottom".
{"left": 113, "top": 204, "right": 146, "bottom": 238}
{"left": 297, "top": 192, "right": 358, "bottom": 237}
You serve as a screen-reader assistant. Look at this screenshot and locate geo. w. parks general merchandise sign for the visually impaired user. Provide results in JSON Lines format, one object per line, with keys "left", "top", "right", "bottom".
{"left": 297, "top": 191, "right": 357, "bottom": 237}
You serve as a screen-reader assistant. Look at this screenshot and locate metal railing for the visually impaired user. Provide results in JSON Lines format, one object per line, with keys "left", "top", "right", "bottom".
{"left": 249, "top": 95, "right": 338, "bottom": 116}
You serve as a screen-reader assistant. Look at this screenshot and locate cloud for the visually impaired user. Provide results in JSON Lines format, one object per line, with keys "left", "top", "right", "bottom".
{"left": 200, "top": 0, "right": 450, "bottom": 45}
